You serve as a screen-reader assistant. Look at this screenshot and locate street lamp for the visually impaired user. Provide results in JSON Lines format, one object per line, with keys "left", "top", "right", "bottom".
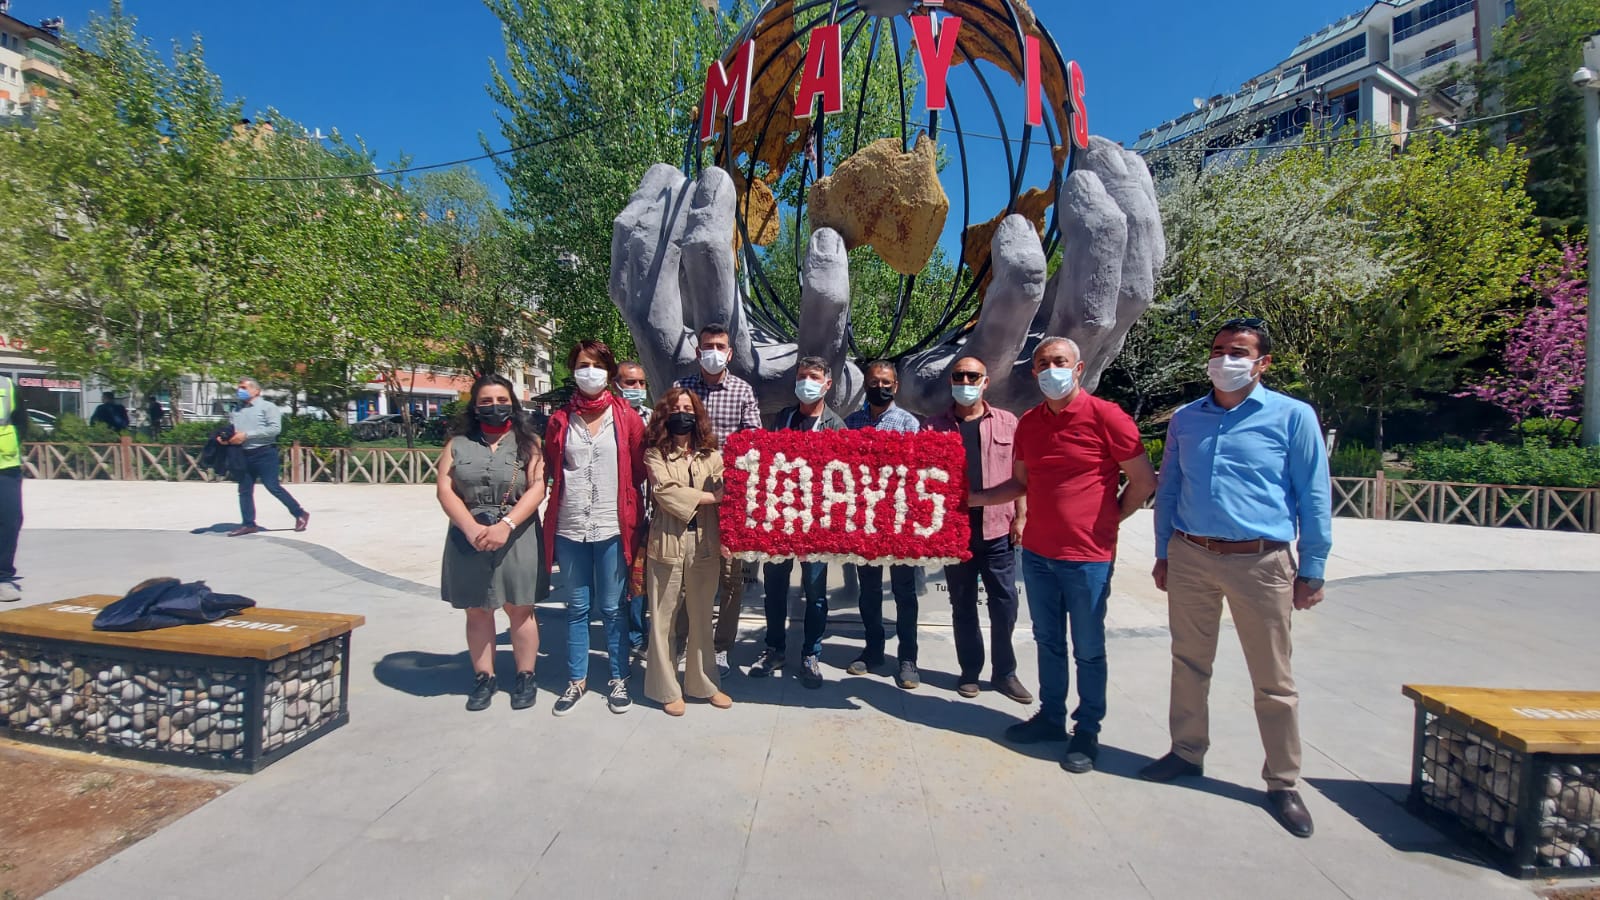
{"left": 1576, "top": 35, "right": 1600, "bottom": 446}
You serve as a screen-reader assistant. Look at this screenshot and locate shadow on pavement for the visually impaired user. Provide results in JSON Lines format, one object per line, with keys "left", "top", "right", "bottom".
{"left": 372, "top": 609, "right": 577, "bottom": 698}
{"left": 1305, "top": 776, "right": 1486, "bottom": 865}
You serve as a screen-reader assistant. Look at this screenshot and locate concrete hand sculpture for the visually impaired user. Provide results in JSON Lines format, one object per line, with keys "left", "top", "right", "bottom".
{"left": 609, "top": 136, "right": 1164, "bottom": 417}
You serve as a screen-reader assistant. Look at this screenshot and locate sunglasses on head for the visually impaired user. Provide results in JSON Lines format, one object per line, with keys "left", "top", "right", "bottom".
{"left": 1223, "top": 316, "right": 1269, "bottom": 332}
{"left": 950, "top": 371, "right": 984, "bottom": 384}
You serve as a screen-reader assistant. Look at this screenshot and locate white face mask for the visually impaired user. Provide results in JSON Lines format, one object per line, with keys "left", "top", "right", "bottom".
{"left": 794, "top": 378, "right": 826, "bottom": 404}
{"left": 699, "top": 348, "right": 729, "bottom": 375}
{"left": 1038, "top": 367, "right": 1075, "bottom": 401}
{"left": 573, "top": 366, "right": 609, "bottom": 395}
{"left": 951, "top": 383, "right": 983, "bottom": 406}
{"left": 1205, "top": 355, "right": 1258, "bottom": 393}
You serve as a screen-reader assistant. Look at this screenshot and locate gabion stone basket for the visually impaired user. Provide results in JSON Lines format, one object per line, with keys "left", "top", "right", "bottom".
{"left": 1404, "top": 685, "right": 1600, "bottom": 878}
{"left": 0, "top": 596, "right": 363, "bottom": 773}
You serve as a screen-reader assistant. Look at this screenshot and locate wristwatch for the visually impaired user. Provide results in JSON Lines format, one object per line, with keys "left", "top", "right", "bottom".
{"left": 500, "top": 515, "right": 518, "bottom": 530}
{"left": 1295, "top": 576, "right": 1324, "bottom": 591}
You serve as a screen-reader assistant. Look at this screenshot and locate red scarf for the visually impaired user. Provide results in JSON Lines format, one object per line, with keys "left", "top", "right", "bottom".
{"left": 480, "top": 421, "right": 512, "bottom": 439}
{"left": 569, "top": 388, "right": 614, "bottom": 416}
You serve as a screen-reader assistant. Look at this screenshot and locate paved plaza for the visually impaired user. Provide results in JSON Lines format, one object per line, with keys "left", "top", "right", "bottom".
{"left": 9, "top": 481, "right": 1600, "bottom": 899}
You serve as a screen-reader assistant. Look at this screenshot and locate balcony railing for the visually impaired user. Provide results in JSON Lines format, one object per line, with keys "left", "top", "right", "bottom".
{"left": 1394, "top": 1, "right": 1476, "bottom": 43}
{"left": 1397, "top": 39, "right": 1478, "bottom": 77}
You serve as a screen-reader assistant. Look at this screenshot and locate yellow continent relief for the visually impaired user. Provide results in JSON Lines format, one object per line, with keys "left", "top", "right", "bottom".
{"left": 807, "top": 134, "right": 949, "bottom": 276}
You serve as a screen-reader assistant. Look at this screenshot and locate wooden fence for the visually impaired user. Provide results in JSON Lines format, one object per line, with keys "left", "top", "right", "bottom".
{"left": 21, "top": 441, "right": 1600, "bottom": 534}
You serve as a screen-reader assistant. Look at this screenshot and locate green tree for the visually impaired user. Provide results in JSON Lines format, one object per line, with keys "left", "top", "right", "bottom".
{"left": 485, "top": 0, "right": 753, "bottom": 360}
{"left": 1463, "top": 0, "right": 1600, "bottom": 233}
{"left": 0, "top": 4, "right": 248, "bottom": 403}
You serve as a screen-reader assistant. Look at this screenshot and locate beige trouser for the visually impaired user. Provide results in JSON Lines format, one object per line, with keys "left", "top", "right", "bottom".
{"left": 672, "top": 553, "right": 747, "bottom": 654}
{"left": 646, "top": 530, "right": 722, "bottom": 705}
{"left": 1166, "top": 534, "right": 1301, "bottom": 790}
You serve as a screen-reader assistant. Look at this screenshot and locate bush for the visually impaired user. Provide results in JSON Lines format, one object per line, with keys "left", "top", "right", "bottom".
{"left": 160, "top": 420, "right": 220, "bottom": 445}
{"left": 1519, "top": 417, "right": 1580, "bottom": 447}
{"left": 47, "top": 415, "right": 122, "bottom": 444}
{"left": 1409, "top": 441, "right": 1600, "bottom": 488}
{"left": 1144, "top": 438, "right": 1164, "bottom": 468}
{"left": 1330, "top": 444, "right": 1383, "bottom": 478}
{"left": 281, "top": 416, "right": 353, "bottom": 448}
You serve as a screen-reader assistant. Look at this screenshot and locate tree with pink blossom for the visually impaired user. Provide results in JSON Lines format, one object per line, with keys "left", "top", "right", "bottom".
{"left": 1460, "top": 242, "right": 1589, "bottom": 429}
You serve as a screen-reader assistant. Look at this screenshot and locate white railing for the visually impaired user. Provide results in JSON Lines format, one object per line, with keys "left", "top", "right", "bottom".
{"left": 1396, "top": 39, "right": 1477, "bottom": 77}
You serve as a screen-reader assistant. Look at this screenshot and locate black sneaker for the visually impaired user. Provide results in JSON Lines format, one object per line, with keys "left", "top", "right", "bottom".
{"left": 552, "top": 680, "right": 586, "bottom": 717}
{"left": 1062, "top": 731, "right": 1100, "bottom": 773}
{"left": 1004, "top": 712, "right": 1069, "bottom": 744}
{"left": 846, "top": 653, "right": 884, "bottom": 676}
{"left": 896, "top": 661, "right": 921, "bottom": 690}
{"left": 509, "top": 671, "right": 538, "bottom": 710}
{"left": 799, "top": 655, "right": 824, "bottom": 689}
{"left": 748, "top": 648, "right": 785, "bottom": 678}
{"left": 465, "top": 673, "right": 496, "bottom": 712}
{"left": 606, "top": 678, "right": 632, "bottom": 714}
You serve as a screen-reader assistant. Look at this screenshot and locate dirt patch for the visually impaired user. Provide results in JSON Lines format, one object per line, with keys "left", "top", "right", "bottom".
{"left": 1542, "top": 885, "right": 1600, "bottom": 899}
{"left": 0, "top": 741, "right": 233, "bottom": 899}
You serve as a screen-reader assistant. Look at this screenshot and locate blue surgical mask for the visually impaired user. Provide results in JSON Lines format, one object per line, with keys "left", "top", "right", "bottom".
{"left": 620, "top": 387, "right": 647, "bottom": 407}
{"left": 951, "top": 383, "right": 982, "bottom": 406}
{"left": 1038, "top": 367, "right": 1075, "bottom": 401}
{"left": 794, "top": 379, "right": 826, "bottom": 404}
{"left": 236, "top": 388, "right": 252, "bottom": 401}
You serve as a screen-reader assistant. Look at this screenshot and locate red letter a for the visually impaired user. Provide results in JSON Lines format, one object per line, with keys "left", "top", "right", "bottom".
{"left": 912, "top": 14, "right": 963, "bottom": 111}
{"left": 701, "top": 39, "right": 755, "bottom": 144}
{"left": 794, "top": 25, "right": 844, "bottom": 119}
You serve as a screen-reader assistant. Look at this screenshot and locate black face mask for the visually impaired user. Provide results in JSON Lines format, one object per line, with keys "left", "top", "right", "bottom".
{"left": 477, "top": 403, "right": 514, "bottom": 426}
{"left": 866, "top": 385, "right": 896, "bottom": 407}
{"left": 666, "top": 412, "right": 698, "bottom": 436}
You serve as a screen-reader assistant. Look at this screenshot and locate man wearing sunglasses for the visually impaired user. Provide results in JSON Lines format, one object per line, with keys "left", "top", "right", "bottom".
{"left": 926, "top": 357, "right": 1032, "bottom": 705}
{"left": 1144, "top": 317, "right": 1332, "bottom": 839}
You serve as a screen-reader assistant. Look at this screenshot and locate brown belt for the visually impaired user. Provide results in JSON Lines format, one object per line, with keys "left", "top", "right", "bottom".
{"left": 1178, "top": 531, "right": 1288, "bottom": 555}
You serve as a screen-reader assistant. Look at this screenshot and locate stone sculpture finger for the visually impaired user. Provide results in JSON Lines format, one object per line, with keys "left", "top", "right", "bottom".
{"left": 797, "top": 227, "right": 856, "bottom": 407}
{"left": 611, "top": 164, "right": 694, "bottom": 387}
{"left": 679, "top": 167, "right": 753, "bottom": 374}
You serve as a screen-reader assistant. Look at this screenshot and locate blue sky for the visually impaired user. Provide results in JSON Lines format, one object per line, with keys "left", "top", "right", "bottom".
{"left": 21, "top": 0, "right": 1375, "bottom": 250}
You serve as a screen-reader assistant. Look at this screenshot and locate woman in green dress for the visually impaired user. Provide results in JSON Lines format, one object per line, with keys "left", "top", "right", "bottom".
{"left": 437, "top": 374, "right": 547, "bottom": 711}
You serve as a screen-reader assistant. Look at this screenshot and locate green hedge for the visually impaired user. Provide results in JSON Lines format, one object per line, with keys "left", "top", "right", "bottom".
{"left": 43, "top": 414, "right": 356, "bottom": 448}
{"left": 1409, "top": 441, "right": 1600, "bottom": 488}
{"left": 1330, "top": 444, "right": 1383, "bottom": 478}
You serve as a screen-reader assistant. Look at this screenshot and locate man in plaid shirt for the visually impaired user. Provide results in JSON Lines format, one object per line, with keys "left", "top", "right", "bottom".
{"left": 676, "top": 323, "right": 761, "bottom": 673}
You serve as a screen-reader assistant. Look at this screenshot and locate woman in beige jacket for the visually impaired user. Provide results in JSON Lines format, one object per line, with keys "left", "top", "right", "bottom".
{"left": 642, "top": 387, "right": 733, "bottom": 715}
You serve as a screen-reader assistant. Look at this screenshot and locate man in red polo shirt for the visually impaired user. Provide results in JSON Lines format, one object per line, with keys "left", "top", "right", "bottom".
{"left": 971, "top": 336, "right": 1156, "bottom": 774}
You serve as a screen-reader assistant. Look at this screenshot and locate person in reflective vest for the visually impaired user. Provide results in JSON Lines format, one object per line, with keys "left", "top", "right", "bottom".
{"left": 0, "top": 375, "right": 27, "bottom": 603}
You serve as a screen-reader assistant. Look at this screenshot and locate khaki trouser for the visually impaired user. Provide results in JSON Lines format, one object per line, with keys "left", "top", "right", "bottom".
{"left": 645, "top": 529, "right": 722, "bottom": 705}
{"left": 1166, "top": 534, "right": 1301, "bottom": 790}
{"left": 672, "top": 553, "right": 748, "bottom": 655}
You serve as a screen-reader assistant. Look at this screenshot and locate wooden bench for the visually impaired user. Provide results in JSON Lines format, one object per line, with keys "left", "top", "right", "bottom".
{"left": 0, "top": 596, "right": 364, "bottom": 772}
{"left": 1404, "top": 685, "right": 1600, "bottom": 878}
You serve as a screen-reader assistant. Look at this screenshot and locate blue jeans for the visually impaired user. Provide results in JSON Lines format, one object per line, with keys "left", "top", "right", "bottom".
{"left": 626, "top": 593, "right": 648, "bottom": 651}
{"left": 857, "top": 563, "right": 918, "bottom": 663}
{"left": 762, "top": 559, "right": 829, "bottom": 657}
{"left": 1021, "top": 551, "right": 1111, "bottom": 734}
{"left": 555, "top": 535, "right": 627, "bottom": 684}
{"left": 237, "top": 446, "right": 305, "bottom": 527}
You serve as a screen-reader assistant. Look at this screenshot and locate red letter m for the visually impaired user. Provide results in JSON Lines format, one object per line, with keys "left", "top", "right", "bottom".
{"left": 700, "top": 40, "right": 755, "bottom": 144}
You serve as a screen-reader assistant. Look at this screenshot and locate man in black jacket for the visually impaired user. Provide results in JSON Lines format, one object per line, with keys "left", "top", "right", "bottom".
{"left": 89, "top": 392, "right": 130, "bottom": 432}
{"left": 745, "top": 356, "right": 845, "bottom": 689}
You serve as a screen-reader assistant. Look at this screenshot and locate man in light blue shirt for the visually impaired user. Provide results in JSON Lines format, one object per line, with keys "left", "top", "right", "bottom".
{"left": 845, "top": 360, "right": 924, "bottom": 689}
{"left": 224, "top": 378, "right": 309, "bottom": 536}
{"left": 1142, "top": 318, "right": 1331, "bottom": 840}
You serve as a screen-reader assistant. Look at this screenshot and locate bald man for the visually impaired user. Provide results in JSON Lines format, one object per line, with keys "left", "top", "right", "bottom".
{"left": 926, "top": 356, "right": 1031, "bottom": 704}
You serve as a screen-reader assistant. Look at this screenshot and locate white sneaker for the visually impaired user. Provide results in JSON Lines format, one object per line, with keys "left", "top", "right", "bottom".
{"left": 715, "top": 650, "right": 730, "bottom": 676}
{"left": 0, "top": 581, "right": 20, "bottom": 603}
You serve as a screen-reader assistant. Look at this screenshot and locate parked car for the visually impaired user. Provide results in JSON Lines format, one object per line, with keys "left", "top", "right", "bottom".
{"left": 25, "top": 409, "right": 56, "bottom": 434}
{"left": 351, "top": 413, "right": 405, "bottom": 441}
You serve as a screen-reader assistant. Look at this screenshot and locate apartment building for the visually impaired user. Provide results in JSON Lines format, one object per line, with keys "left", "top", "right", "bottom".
{"left": 0, "top": 1, "right": 65, "bottom": 119}
{"left": 1133, "top": 0, "right": 1509, "bottom": 165}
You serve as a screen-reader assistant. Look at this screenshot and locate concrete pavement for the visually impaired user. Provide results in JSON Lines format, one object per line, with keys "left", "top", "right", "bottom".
{"left": 7, "top": 481, "right": 1600, "bottom": 899}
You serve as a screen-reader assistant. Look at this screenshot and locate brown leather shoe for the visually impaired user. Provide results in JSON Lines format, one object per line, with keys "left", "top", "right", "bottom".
{"left": 1138, "top": 751, "right": 1204, "bottom": 783}
{"left": 994, "top": 674, "right": 1034, "bottom": 704}
{"left": 709, "top": 692, "right": 733, "bottom": 709}
{"left": 957, "top": 681, "right": 980, "bottom": 698}
{"left": 663, "top": 699, "right": 686, "bottom": 717}
{"left": 294, "top": 512, "right": 311, "bottom": 532}
{"left": 227, "top": 525, "right": 262, "bottom": 537}
{"left": 1267, "top": 789, "right": 1314, "bottom": 838}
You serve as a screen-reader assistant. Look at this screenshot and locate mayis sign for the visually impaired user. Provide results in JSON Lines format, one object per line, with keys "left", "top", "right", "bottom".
{"left": 719, "top": 429, "right": 972, "bottom": 565}
{"left": 699, "top": 0, "right": 1090, "bottom": 149}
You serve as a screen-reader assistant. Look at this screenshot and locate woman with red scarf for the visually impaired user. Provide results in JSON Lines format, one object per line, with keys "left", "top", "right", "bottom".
{"left": 437, "top": 374, "right": 547, "bottom": 712}
{"left": 544, "top": 340, "right": 646, "bottom": 717}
